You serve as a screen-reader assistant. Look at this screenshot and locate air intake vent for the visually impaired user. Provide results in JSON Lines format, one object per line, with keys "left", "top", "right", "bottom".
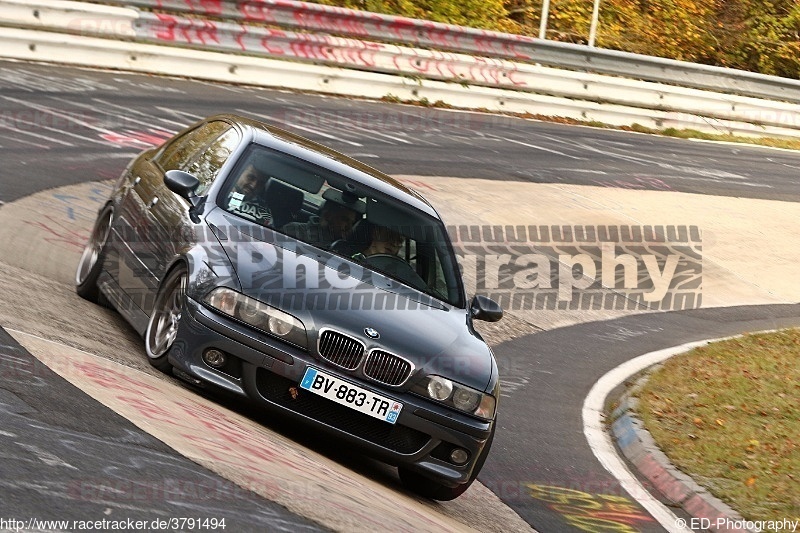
{"left": 364, "top": 350, "right": 412, "bottom": 386}
{"left": 318, "top": 330, "right": 364, "bottom": 370}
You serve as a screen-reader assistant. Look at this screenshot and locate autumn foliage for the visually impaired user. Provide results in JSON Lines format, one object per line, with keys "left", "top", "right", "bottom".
{"left": 313, "top": 0, "right": 800, "bottom": 78}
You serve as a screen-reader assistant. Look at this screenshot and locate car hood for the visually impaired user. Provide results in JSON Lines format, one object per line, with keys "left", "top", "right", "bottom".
{"left": 206, "top": 213, "right": 494, "bottom": 392}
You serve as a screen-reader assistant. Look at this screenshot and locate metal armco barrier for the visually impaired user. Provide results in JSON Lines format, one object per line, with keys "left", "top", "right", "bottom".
{"left": 2, "top": 0, "right": 800, "bottom": 137}
{"left": 111, "top": 0, "right": 800, "bottom": 104}
{"left": 135, "top": 12, "right": 528, "bottom": 89}
{"left": 131, "top": 11, "right": 800, "bottom": 131}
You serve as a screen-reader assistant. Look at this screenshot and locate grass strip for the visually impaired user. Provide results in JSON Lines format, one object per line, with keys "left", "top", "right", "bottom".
{"left": 637, "top": 329, "right": 800, "bottom": 520}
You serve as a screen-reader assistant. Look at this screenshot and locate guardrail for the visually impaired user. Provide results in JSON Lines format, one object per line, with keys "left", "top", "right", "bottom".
{"left": 2, "top": 0, "right": 800, "bottom": 138}
{"left": 107, "top": 0, "right": 800, "bottom": 104}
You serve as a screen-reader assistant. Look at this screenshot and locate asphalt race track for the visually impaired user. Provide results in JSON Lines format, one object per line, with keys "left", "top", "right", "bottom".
{"left": 1, "top": 59, "right": 799, "bottom": 532}
{"left": 4, "top": 61, "right": 800, "bottom": 206}
{"left": 487, "top": 304, "right": 800, "bottom": 531}
{"left": 0, "top": 328, "right": 323, "bottom": 531}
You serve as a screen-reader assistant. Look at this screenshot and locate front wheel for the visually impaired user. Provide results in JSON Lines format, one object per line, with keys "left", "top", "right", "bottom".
{"left": 399, "top": 425, "right": 495, "bottom": 501}
{"left": 75, "top": 205, "right": 113, "bottom": 303}
{"left": 145, "top": 266, "right": 187, "bottom": 373}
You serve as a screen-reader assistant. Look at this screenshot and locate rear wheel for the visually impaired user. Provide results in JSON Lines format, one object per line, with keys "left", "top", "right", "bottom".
{"left": 145, "top": 266, "right": 187, "bottom": 373}
{"left": 75, "top": 205, "right": 113, "bottom": 303}
{"left": 399, "top": 425, "right": 495, "bottom": 501}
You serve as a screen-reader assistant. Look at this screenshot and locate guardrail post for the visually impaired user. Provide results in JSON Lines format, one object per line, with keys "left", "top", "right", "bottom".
{"left": 538, "top": 0, "right": 551, "bottom": 40}
{"left": 588, "top": 0, "right": 601, "bottom": 47}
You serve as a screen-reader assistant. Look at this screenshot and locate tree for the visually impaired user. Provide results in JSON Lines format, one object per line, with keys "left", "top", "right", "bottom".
{"left": 314, "top": 0, "right": 520, "bottom": 32}
{"left": 309, "top": 0, "right": 800, "bottom": 78}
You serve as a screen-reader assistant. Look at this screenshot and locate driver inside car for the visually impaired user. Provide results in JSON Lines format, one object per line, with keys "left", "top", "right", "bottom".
{"left": 352, "top": 224, "right": 426, "bottom": 289}
{"left": 353, "top": 225, "right": 405, "bottom": 260}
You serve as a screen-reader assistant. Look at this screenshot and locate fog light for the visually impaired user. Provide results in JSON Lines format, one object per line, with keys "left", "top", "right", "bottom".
{"left": 203, "top": 349, "right": 226, "bottom": 368}
{"left": 450, "top": 448, "right": 469, "bottom": 465}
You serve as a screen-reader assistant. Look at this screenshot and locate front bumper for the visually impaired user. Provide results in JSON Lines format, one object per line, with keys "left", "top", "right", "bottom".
{"left": 169, "top": 297, "right": 494, "bottom": 487}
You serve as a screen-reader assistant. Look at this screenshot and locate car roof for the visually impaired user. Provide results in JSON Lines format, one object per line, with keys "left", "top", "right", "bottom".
{"left": 211, "top": 113, "right": 441, "bottom": 219}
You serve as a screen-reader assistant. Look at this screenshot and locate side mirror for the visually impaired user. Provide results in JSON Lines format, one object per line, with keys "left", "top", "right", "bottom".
{"left": 165, "top": 170, "right": 204, "bottom": 222}
{"left": 470, "top": 295, "right": 503, "bottom": 322}
{"left": 164, "top": 170, "right": 200, "bottom": 201}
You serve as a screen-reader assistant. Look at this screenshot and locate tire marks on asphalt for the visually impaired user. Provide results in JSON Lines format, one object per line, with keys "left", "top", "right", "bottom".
{"left": 8, "top": 329, "right": 531, "bottom": 533}
{"left": 0, "top": 328, "right": 324, "bottom": 531}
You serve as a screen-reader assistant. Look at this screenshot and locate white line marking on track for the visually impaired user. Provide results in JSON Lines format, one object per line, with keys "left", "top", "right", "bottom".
{"left": 661, "top": 174, "right": 773, "bottom": 188}
{"left": 2, "top": 96, "right": 117, "bottom": 140}
{"left": 498, "top": 136, "right": 584, "bottom": 159}
{"left": 154, "top": 107, "right": 204, "bottom": 124}
{"left": 60, "top": 97, "right": 177, "bottom": 134}
{"left": 16, "top": 442, "right": 78, "bottom": 470}
{"left": 0, "top": 123, "right": 70, "bottom": 147}
{"left": 314, "top": 110, "right": 412, "bottom": 145}
{"left": 242, "top": 109, "right": 363, "bottom": 147}
{"left": 550, "top": 168, "right": 608, "bottom": 175}
{"left": 1, "top": 113, "right": 109, "bottom": 147}
{"left": 582, "top": 335, "right": 750, "bottom": 533}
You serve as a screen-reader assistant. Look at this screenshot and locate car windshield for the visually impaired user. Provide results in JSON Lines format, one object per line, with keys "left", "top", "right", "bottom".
{"left": 219, "top": 144, "right": 464, "bottom": 307}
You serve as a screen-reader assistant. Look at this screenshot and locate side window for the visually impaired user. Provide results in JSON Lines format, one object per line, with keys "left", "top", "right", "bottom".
{"left": 158, "top": 121, "right": 230, "bottom": 172}
{"left": 184, "top": 128, "right": 239, "bottom": 195}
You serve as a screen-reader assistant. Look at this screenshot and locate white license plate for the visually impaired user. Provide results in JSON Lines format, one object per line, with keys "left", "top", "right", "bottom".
{"left": 299, "top": 367, "right": 403, "bottom": 424}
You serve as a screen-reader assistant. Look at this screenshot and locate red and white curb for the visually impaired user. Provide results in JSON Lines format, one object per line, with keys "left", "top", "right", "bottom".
{"left": 583, "top": 337, "right": 760, "bottom": 533}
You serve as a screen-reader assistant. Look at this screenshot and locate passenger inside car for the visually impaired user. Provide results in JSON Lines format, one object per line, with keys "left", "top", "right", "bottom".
{"left": 226, "top": 164, "right": 271, "bottom": 225}
{"left": 281, "top": 189, "right": 365, "bottom": 248}
{"left": 264, "top": 178, "right": 305, "bottom": 228}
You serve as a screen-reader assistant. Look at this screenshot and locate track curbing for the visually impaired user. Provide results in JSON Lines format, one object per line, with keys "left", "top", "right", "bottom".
{"left": 594, "top": 338, "right": 764, "bottom": 533}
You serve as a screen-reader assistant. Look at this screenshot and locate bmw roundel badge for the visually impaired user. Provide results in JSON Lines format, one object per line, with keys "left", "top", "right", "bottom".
{"left": 364, "top": 327, "right": 380, "bottom": 339}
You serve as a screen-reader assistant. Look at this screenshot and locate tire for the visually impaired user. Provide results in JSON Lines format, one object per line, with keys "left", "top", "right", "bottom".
{"left": 144, "top": 265, "right": 187, "bottom": 373}
{"left": 75, "top": 205, "right": 113, "bottom": 303}
{"left": 399, "top": 424, "right": 495, "bottom": 501}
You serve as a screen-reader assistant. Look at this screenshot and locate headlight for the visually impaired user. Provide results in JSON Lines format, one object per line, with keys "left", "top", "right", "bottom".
{"left": 204, "top": 288, "right": 307, "bottom": 348}
{"left": 427, "top": 376, "right": 453, "bottom": 400}
{"left": 413, "top": 375, "right": 496, "bottom": 420}
{"left": 452, "top": 387, "right": 480, "bottom": 412}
